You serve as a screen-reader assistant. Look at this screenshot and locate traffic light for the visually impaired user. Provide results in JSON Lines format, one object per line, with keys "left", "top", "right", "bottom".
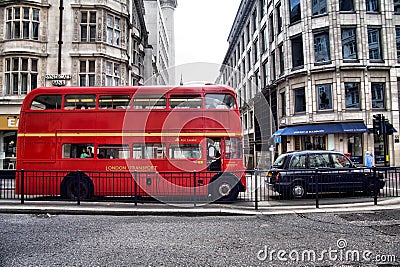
{"left": 372, "top": 114, "right": 383, "bottom": 135}
{"left": 384, "top": 120, "right": 396, "bottom": 135}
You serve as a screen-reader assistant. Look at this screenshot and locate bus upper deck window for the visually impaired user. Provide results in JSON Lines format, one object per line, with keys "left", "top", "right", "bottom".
{"left": 133, "top": 95, "right": 166, "bottom": 109}
{"left": 64, "top": 94, "right": 96, "bottom": 110}
{"left": 205, "top": 94, "right": 236, "bottom": 109}
{"left": 170, "top": 95, "right": 202, "bottom": 109}
{"left": 30, "top": 95, "right": 62, "bottom": 110}
{"left": 99, "top": 95, "right": 130, "bottom": 109}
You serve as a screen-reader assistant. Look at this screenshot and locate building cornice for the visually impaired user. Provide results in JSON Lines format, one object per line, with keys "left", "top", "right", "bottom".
{"left": 222, "top": 0, "right": 256, "bottom": 66}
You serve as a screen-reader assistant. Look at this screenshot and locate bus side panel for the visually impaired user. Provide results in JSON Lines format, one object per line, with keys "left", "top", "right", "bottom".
{"left": 123, "top": 111, "right": 169, "bottom": 132}
{"left": 96, "top": 111, "right": 125, "bottom": 130}
{"left": 157, "top": 111, "right": 205, "bottom": 131}
{"left": 24, "top": 112, "right": 62, "bottom": 133}
{"left": 22, "top": 137, "right": 56, "bottom": 162}
{"left": 61, "top": 112, "right": 97, "bottom": 130}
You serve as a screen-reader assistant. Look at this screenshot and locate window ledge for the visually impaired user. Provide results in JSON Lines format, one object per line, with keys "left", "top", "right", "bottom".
{"left": 343, "top": 59, "right": 360, "bottom": 63}
{"left": 345, "top": 107, "right": 361, "bottom": 110}
{"left": 291, "top": 65, "right": 304, "bottom": 71}
{"left": 339, "top": 10, "right": 356, "bottom": 14}
{"left": 369, "top": 60, "right": 385, "bottom": 63}
{"left": 289, "top": 20, "right": 301, "bottom": 27}
{"left": 312, "top": 13, "right": 328, "bottom": 18}
{"left": 314, "top": 61, "right": 332, "bottom": 66}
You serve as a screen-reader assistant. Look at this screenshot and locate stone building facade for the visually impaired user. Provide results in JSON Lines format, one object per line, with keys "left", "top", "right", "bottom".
{"left": 143, "top": 0, "right": 177, "bottom": 85}
{"left": 219, "top": 0, "right": 400, "bottom": 168}
{"left": 0, "top": 0, "right": 176, "bottom": 169}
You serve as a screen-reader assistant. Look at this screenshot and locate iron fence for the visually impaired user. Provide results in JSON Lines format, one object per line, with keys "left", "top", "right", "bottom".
{"left": 0, "top": 167, "right": 399, "bottom": 209}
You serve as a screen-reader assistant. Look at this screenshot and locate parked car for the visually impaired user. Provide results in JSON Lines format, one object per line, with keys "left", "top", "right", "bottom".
{"left": 266, "top": 150, "right": 386, "bottom": 199}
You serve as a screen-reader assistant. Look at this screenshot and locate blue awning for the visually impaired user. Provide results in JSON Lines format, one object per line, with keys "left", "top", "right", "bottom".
{"left": 272, "top": 129, "right": 284, "bottom": 136}
{"left": 273, "top": 122, "right": 368, "bottom": 136}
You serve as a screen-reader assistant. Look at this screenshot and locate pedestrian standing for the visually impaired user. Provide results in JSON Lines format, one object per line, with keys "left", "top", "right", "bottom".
{"left": 365, "top": 151, "right": 374, "bottom": 167}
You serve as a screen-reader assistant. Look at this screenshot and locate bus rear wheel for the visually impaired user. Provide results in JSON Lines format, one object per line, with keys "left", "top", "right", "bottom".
{"left": 209, "top": 175, "right": 240, "bottom": 202}
{"left": 61, "top": 173, "right": 93, "bottom": 200}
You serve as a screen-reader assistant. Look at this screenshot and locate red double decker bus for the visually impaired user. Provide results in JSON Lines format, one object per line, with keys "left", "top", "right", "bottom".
{"left": 16, "top": 85, "right": 246, "bottom": 201}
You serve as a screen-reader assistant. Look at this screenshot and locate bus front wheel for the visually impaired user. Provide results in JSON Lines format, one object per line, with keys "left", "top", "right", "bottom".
{"left": 61, "top": 172, "right": 93, "bottom": 200}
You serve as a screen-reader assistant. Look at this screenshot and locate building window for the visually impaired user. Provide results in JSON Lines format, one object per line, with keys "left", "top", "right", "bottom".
{"left": 340, "top": 0, "right": 354, "bottom": 11}
{"left": 277, "top": 3, "right": 283, "bottom": 33}
{"left": 312, "top": 0, "right": 327, "bottom": 16}
{"left": 79, "top": 60, "right": 95, "bottom": 86}
{"left": 371, "top": 82, "right": 385, "bottom": 109}
{"left": 269, "top": 14, "right": 274, "bottom": 43}
{"left": 345, "top": 82, "right": 360, "bottom": 108}
{"left": 366, "top": 0, "right": 379, "bottom": 12}
{"left": 253, "top": 40, "right": 259, "bottom": 61}
{"left": 368, "top": 28, "right": 382, "bottom": 60}
{"left": 252, "top": 9, "right": 257, "bottom": 34}
{"left": 281, "top": 92, "right": 286, "bottom": 116}
{"left": 249, "top": 111, "right": 254, "bottom": 129}
{"left": 260, "top": 0, "right": 266, "bottom": 16}
{"left": 317, "top": 84, "right": 332, "bottom": 110}
{"left": 271, "top": 52, "right": 276, "bottom": 81}
{"left": 5, "top": 57, "right": 38, "bottom": 95}
{"left": 105, "top": 61, "right": 120, "bottom": 86}
{"left": 262, "top": 27, "right": 267, "bottom": 52}
{"left": 291, "top": 35, "right": 304, "bottom": 68}
{"left": 6, "top": 7, "right": 39, "bottom": 40}
{"left": 246, "top": 23, "right": 251, "bottom": 44}
{"left": 80, "top": 11, "right": 96, "bottom": 42}
{"left": 294, "top": 87, "right": 306, "bottom": 113}
{"left": 314, "top": 31, "right": 331, "bottom": 63}
{"left": 396, "top": 0, "right": 400, "bottom": 13}
{"left": 106, "top": 14, "right": 120, "bottom": 46}
{"left": 396, "top": 27, "right": 400, "bottom": 61}
{"left": 247, "top": 50, "right": 252, "bottom": 73}
{"left": 279, "top": 45, "right": 284, "bottom": 75}
{"left": 241, "top": 34, "right": 246, "bottom": 53}
{"left": 262, "top": 60, "right": 268, "bottom": 86}
{"left": 289, "top": 0, "right": 301, "bottom": 24}
{"left": 342, "top": 28, "right": 357, "bottom": 60}
{"left": 132, "top": 40, "right": 140, "bottom": 65}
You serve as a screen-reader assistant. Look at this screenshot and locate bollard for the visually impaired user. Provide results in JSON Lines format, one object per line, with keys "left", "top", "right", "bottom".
{"left": 77, "top": 170, "right": 81, "bottom": 206}
{"left": 134, "top": 171, "right": 138, "bottom": 207}
{"left": 193, "top": 171, "right": 197, "bottom": 208}
{"left": 21, "top": 170, "right": 25, "bottom": 204}
{"left": 373, "top": 167, "right": 378, "bottom": 205}
{"left": 254, "top": 170, "right": 258, "bottom": 210}
{"left": 315, "top": 168, "right": 319, "bottom": 209}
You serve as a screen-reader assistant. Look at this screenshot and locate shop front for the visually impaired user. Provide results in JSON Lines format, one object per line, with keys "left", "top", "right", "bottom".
{"left": 274, "top": 122, "right": 368, "bottom": 165}
{"left": 0, "top": 115, "right": 19, "bottom": 170}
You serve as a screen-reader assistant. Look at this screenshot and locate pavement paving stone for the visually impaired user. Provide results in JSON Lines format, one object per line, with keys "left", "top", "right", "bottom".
{"left": 0, "top": 197, "right": 399, "bottom": 216}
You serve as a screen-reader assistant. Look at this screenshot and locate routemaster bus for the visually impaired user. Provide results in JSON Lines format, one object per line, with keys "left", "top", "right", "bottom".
{"left": 16, "top": 85, "right": 246, "bottom": 201}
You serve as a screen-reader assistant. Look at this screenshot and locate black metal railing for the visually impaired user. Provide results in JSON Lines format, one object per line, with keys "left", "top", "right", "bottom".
{"left": 0, "top": 167, "right": 399, "bottom": 210}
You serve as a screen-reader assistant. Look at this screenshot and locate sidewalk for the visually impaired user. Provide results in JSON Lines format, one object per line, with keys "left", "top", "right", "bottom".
{"left": 1, "top": 197, "right": 400, "bottom": 216}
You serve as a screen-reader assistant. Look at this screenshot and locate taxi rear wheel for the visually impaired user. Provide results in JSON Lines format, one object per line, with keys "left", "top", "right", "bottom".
{"left": 290, "top": 183, "right": 306, "bottom": 199}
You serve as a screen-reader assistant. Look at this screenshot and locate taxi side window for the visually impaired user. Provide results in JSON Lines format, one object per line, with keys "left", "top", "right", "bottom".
{"left": 289, "top": 155, "right": 306, "bottom": 169}
{"left": 308, "top": 154, "right": 329, "bottom": 168}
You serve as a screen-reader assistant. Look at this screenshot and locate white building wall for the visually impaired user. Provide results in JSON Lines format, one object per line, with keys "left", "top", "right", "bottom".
{"left": 220, "top": 0, "right": 400, "bottom": 167}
